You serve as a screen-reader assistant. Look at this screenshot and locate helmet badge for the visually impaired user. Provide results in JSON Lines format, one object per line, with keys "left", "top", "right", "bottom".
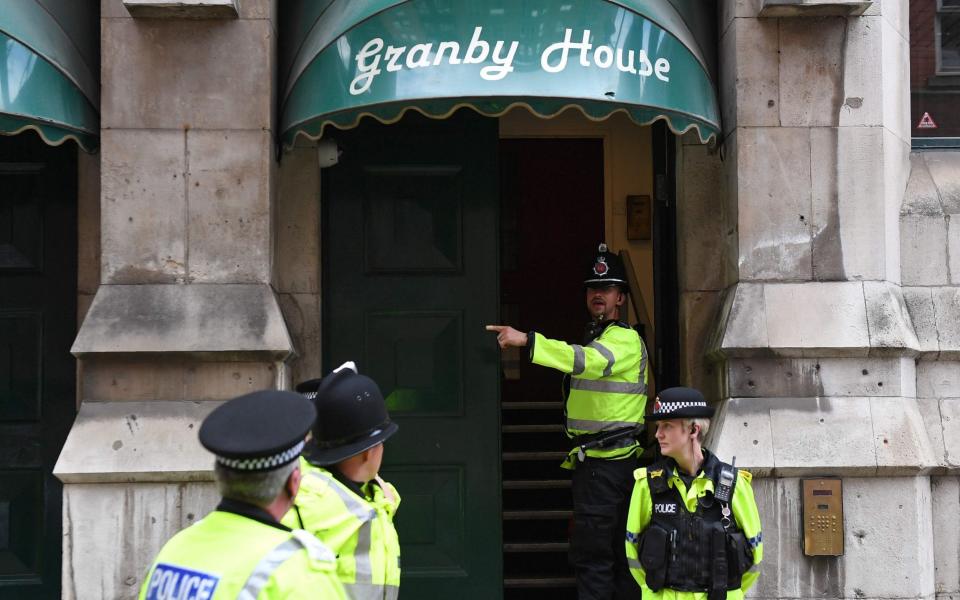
{"left": 593, "top": 256, "right": 608, "bottom": 276}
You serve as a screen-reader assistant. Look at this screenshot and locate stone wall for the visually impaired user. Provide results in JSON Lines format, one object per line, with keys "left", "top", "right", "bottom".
{"left": 901, "top": 151, "right": 960, "bottom": 600}
{"left": 689, "top": 2, "right": 957, "bottom": 599}
{"left": 54, "top": 2, "right": 287, "bottom": 597}
{"left": 275, "top": 144, "right": 323, "bottom": 385}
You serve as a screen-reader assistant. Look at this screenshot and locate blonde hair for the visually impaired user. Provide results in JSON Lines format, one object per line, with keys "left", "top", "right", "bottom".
{"left": 683, "top": 418, "right": 710, "bottom": 444}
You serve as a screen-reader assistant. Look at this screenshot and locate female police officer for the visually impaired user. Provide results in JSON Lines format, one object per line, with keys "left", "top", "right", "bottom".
{"left": 625, "top": 387, "right": 762, "bottom": 600}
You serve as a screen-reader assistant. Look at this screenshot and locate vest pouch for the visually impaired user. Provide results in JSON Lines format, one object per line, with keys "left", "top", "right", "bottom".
{"left": 639, "top": 523, "right": 671, "bottom": 591}
{"left": 725, "top": 531, "right": 753, "bottom": 588}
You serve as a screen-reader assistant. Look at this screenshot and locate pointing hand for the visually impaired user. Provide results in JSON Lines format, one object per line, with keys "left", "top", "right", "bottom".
{"left": 485, "top": 325, "right": 528, "bottom": 349}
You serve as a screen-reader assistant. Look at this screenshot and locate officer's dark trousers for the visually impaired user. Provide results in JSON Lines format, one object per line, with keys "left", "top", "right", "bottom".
{"left": 570, "top": 455, "right": 640, "bottom": 600}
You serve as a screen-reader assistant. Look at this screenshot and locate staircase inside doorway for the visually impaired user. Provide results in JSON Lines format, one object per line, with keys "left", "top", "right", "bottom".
{"left": 501, "top": 400, "right": 575, "bottom": 599}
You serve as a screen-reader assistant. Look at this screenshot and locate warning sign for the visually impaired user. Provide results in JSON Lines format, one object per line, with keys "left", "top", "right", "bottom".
{"left": 917, "top": 112, "right": 938, "bottom": 129}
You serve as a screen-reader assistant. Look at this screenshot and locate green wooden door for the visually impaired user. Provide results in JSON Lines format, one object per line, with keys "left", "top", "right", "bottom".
{"left": 323, "top": 111, "right": 502, "bottom": 599}
{"left": 0, "top": 135, "right": 77, "bottom": 599}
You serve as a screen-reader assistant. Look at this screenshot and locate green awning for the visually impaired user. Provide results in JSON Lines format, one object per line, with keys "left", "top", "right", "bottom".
{"left": 0, "top": 1, "right": 99, "bottom": 151}
{"left": 280, "top": 0, "right": 721, "bottom": 148}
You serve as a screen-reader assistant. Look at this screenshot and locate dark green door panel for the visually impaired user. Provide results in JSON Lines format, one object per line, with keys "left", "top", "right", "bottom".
{"left": 323, "top": 110, "right": 502, "bottom": 598}
{"left": 0, "top": 134, "right": 77, "bottom": 599}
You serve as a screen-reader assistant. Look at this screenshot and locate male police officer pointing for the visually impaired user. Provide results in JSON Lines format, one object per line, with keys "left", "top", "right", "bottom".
{"left": 625, "top": 387, "right": 762, "bottom": 600}
{"left": 138, "top": 390, "right": 346, "bottom": 600}
{"left": 487, "top": 243, "right": 649, "bottom": 600}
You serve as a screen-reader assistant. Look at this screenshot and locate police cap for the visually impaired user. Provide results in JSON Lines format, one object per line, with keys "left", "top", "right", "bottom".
{"left": 199, "top": 390, "right": 315, "bottom": 472}
{"left": 645, "top": 387, "right": 715, "bottom": 421}
{"left": 584, "top": 243, "right": 628, "bottom": 290}
{"left": 297, "top": 362, "right": 398, "bottom": 466}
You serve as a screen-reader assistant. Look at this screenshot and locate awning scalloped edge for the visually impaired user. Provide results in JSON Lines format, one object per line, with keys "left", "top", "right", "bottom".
{"left": 282, "top": 100, "right": 718, "bottom": 151}
{"left": 0, "top": 116, "right": 98, "bottom": 152}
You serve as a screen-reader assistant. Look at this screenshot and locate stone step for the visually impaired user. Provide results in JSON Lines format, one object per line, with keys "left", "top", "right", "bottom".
{"left": 503, "top": 510, "right": 572, "bottom": 520}
{"left": 503, "top": 542, "right": 570, "bottom": 553}
{"left": 502, "top": 480, "right": 571, "bottom": 489}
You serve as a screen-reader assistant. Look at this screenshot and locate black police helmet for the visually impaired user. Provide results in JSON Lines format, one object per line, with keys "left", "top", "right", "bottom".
{"left": 584, "top": 243, "right": 628, "bottom": 291}
{"left": 297, "top": 363, "right": 398, "bottom": 466}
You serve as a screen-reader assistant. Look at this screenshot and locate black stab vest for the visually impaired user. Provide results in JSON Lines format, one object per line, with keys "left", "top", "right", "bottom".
{"left": 637, "top": 456, "right": 753, "bottom": 597}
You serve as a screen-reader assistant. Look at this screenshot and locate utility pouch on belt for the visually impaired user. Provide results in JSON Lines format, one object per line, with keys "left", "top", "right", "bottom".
{"left": 709, "top": 524, "right": 728, "bottom": 600}
{"left": 639, "top": 523, "right": 670, "bottom": 591}
{"left": 725, "top": 531, "right": 753, "bottom": 587}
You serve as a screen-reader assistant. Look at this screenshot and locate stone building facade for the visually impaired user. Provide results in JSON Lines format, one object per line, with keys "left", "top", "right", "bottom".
{"left": 0, "top": 0, "right": 957, "bottom": 599}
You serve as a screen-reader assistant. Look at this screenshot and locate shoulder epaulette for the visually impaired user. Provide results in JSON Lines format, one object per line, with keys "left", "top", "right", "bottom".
{"left": 646, "top": 460, "right": 672, "bottom": 494}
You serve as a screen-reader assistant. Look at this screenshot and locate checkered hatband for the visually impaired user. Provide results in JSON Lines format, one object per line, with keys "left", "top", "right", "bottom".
{"left": 216, "top": 439, "right": 306, "bottom": 472}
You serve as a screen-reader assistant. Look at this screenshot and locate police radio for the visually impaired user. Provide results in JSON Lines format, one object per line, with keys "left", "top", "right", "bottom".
{"left": 714, "top": 456, "right": 737, "bottom": 504}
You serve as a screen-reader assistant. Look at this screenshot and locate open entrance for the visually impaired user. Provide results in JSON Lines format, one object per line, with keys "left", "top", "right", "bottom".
{"left": 321, "top": 108, "right": 676, "bottom": 599}
{"left": 499, "top": 138, "right": 604, "bottom": 598}
{"left": 496, "top": 111, "right": 673, "bottom": 597}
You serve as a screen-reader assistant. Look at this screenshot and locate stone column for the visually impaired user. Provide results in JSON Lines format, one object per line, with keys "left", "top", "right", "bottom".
{"left": 704, "top": 2, "right": 943, "bottom": 598}
{"left": 901, "top": 151, "right": 960, "bottom": 600}
{"left": 53, "top": 2, "right": 290, "bottom": 598}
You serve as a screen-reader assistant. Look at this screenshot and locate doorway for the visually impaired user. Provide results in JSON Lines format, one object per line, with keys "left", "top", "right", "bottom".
{"left": 499, "top": 138, "right": 604, "bottom": 598}
{"left": 320, "top": 108, "right": 673, "bottom": 598}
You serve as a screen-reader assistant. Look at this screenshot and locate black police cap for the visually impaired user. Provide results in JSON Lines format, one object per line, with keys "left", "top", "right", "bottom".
{"left": 297, "top": 362, "right": 398, "bottom": 466}
{"left": 199, "top": 390, "right": 315, "bottom": 472}
{"left": 645, "top": 387, "right": 715, "bottom": 421}
{"left": 584, "top": 243, "right": 628, "bottom": 290}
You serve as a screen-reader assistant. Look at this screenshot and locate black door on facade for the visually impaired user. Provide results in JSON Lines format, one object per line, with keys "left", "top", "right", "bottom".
{"left": 0, "top": 134, "right": 78, "bottom": 599}
{"left": 323, "top": 111, "right": 502, "bottom": 599}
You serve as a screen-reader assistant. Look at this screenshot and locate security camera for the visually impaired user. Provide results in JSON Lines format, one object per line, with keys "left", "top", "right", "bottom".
{"left": 317, "top": 139, "right": 340, "bottom": 168}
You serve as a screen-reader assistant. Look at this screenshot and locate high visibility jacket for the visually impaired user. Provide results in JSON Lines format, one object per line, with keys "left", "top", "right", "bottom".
{"left": 282, "top": 458, "right": 402, "bottom": 600}
{"left": 625, "top": 454, "right": 763, "bottom": 600}
{"left": 138, "top": 509, "right": 346, "bottom": 600}
{"left": 530, "top": 320, "right": 649, "bottom": 462}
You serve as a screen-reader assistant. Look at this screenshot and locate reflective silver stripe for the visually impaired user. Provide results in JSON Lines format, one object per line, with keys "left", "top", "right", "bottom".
{"left": 571, "top": 345, "right": 585, "bottom": 376}
{"left": 354, "top": 519, "right": 374, "bottom": 583}
{"left": 343, "top": 582, "right": 399, "bottom": 600}
{"left": 638, "top": 344, "right": 648, "bottom": 383}
{"left": 566, "top": 418, "right": 641, "bottom": 432}
{"left": 570, "top": 378, "right": 646, "bottom": 395}
{"left": 627, "top": 558, "right": 643, "bottom": 570}
{"left": 344, "top": 582, "right": 385, "bottom": 600}
{"left": 309, "top": 471, "right": 376, "bottom": 521}
{"left": 308, "top": 470, "right": 376, "bottom": 585}
{"left": 587, "top": 341, "right": 615, "bottom": 377}
{"left": 237, "top": 538, "right": 303, "bottom": 600}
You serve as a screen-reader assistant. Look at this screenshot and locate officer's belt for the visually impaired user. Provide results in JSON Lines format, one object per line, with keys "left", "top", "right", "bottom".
{"left": 570, "top": 425, "right": 642, "bottom": 451}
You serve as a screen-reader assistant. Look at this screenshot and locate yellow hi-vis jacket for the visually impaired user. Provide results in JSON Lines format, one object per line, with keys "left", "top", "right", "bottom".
{"left": 625, "top": 463, "right": 763, "bottom": 600}
{"left": 530, "top": 321, "right": 649, "bottom": 463}
{"left": 138, "top": 509, "right": 346, "bottom": 600}
{"left": 282, "top": 457, "right": 402, "bottom": 600}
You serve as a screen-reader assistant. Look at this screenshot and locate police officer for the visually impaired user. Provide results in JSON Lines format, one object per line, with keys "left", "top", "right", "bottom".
{"left": 625, "top": 387, "right": 763, "bottom": 600}
{"left": 282, "top": 362, "right": 402, "bottom": 600}
{"left": 487, "top": 243, "right": 649, "bottom": 600}
{"left": 138, "top": 390, "right": 346, "bottom": 600}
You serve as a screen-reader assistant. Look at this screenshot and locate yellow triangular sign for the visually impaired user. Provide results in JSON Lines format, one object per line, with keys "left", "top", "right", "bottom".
{"left": 917, "top": 112, "right": 938, "bottom": 129}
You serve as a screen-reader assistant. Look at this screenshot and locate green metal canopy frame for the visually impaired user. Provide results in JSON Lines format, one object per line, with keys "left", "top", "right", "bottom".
{"left": 280, "top": 0, "right": 721, "bottom": 149}
{"left": 0, "top": 1, "right": 99, "bottom": 151}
